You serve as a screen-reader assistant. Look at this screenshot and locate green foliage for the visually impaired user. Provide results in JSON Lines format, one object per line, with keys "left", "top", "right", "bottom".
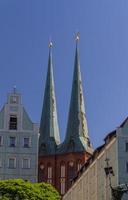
{"left": 0, "top": 197, "right": 10, "bottom": 200}
{"left": 0, "top": 179, "right": 60, "bottom": 200}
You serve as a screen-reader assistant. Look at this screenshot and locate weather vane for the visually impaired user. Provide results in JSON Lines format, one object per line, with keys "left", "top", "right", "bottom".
{"left": 49, "top": 37, "right": 53, "bottom": 48}
{"left": 75, "top": 32, "right": 80, "bottom": 42}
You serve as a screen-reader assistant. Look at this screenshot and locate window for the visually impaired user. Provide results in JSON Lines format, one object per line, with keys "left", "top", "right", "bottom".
{"left": 126, "top": 162, "right": 128, "bottom": 173}
{"left": 47, "top": 165, "right": 52, "bottom": 183}
{"left": 0, "top": 136, "right": 3, "bottom": 146}
{"left": 60, "top": 164, "right": 66, "bottom": 195}
{"left": 61, "top": 178, "right": 65, "bottom": 195}
{"left": 23, "top": 138, "right": 30, "bottom": 148}
{"left": 9, "top": 137, "right": 16, "bottom": 147}
{"left": 68, "top": 161, "right": 75, "bottom": 188}
{"left": 22, "top": 158, "right": 30, "bottom": 169}
{"left": 126, "top": 142, "right": 128, "bottom": 152}
{"left": 77, "top": 160, "right": 82, "bottom": 171}
{"left": 9, "top": 115, "right": 17, "bottom": 130}
{"left": 9, "top": 158, "right": 16, "bottom": 168}
{"left": 61, "top": 165, "right": 65, "bottom": 178}
{"left": 0, "top": 159, "right": 2, "bottom": 168}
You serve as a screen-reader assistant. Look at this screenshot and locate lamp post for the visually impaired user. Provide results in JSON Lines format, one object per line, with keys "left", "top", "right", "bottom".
{"left": 104, "top": 158, "right": 128, "bottom": 200}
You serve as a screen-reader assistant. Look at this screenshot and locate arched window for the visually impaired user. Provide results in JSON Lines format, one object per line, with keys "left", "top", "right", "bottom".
{"left": 47, "top": 163, "right": 52, "bottom": 184}
{"left": 68, "top": 161, "right": 75, "bottom": 188}
{"left": 77, "top": 160, "right": 82, "bottom": 171}
{"left": 61, "top": 164, "right": 65, "bottom": 178}
{"left": 60, "top": 162, "right": 66, "bottom": 195}
{"left": 38, "top": 162, "right": 45, "bottom": 182}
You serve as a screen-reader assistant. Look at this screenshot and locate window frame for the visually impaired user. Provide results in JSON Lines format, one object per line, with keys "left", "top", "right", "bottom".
{"left": 9, "top": 115, "right": 17, "bottom": 130}
{"left": 125, "top": 142, "right": 128, "bottom": 152}
{"left": 8, "top": 157, "right": 16, "bottom": 169}
{"left": 9, "top": 136, "right": 16, "bottom": 147}
{"left": 60, "top": 178, "right": 66, "bottom": 195}
{"left": 0, "top": 136, "right": 3, "bottom": 146}
{"left": 77, "top": 160, "right": 82, "bottom": 171}
{"left": 47, "top": 164, "right": 52, "bottom": 183}
{"left": 23, "top": 137, "right": 31, "bottom": 148}
{"left": 22, "top": 158, "right": 31, "bottom": 169}
{"left": 0, "top": 158, "right": 2, "bottom": 168}
{"left": 60, "top": 162, "right": 66, "bottom": 195}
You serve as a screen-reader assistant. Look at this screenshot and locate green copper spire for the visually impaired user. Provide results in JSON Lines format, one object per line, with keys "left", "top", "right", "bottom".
{"left": 39, "top": 42, "right": 60, "bottom": 155}
{"left": 58, "top": 33, "right": 92, "bottom": 154}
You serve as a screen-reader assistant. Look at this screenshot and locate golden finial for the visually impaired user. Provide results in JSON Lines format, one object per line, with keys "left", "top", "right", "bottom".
{"left": 75, "top": 32, "right": 80, "bottom": 42}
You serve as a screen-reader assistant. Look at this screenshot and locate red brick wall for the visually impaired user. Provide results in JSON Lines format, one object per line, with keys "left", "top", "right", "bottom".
{"left": 38, "top": 151, "right": 91, "bottom": 195}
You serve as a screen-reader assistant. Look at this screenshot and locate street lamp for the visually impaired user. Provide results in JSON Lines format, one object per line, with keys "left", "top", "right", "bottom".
{"left": 104, "top": 158, "right": 128, "bottom": 200}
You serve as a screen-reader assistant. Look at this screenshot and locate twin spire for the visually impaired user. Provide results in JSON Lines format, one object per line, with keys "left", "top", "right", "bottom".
{"left": 39, "top": 41, "right": 60, "bottom": 155}
{"left": 39, "top": 34, "right": 92, "bottom": 155}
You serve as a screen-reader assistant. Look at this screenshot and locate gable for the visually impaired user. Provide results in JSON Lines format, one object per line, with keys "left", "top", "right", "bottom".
{"left": 22, "top": 107, "right": 33, "bottom": 130}
{"left": 120, "top": 117, "right": 128, "bottom": 135}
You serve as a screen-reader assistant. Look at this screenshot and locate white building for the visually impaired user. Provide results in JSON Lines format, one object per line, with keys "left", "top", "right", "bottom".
{"left": 0, "top": 89, "right": 39, "bottom": 182}
{"left": 63, "top": 118, "right": 128, "bottom": 200}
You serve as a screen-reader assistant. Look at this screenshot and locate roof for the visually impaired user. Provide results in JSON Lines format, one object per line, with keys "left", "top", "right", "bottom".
{"left": 71, "top": 129, "right": 117, "bottom": 185}
{"left": 119, "top": 117, "right": 128, "bottom": 128}
{"left": 39, "top": 46, "right": 60, "bottom": 156}
{"left": 104, "top": 130, "right": 116, "bottom": 143}
{"left": 57, "top": 41, "right": 93, "bottom": 154}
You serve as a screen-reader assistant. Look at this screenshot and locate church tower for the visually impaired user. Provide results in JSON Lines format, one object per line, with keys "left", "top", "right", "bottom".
{"left": 39, "top": 41, "right": 60, "bottom": 156}
{"left": 38, "top": 35, "right": 93, "bottom": 195}
{"left": 57, "top": 34, "right": 92, "bottom": 154}
{"left": 38, "top": 42, "right": 60, "bottom": 185}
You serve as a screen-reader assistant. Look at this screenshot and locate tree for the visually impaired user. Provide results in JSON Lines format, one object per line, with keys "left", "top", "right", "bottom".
{"left": 0, "top": 179, "right": 60, "bottom": 200}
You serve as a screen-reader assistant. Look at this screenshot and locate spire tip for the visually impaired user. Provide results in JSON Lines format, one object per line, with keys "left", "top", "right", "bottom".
{"left": 49, "top": 41, "right": 53, "bottom": 48}
{"left": 75, "top": 32, "right": 80, "bottom": 42}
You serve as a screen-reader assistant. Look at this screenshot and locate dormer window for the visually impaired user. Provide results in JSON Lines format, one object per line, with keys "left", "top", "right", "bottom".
{"left": 9, "top": 115, "right": 17, "bottom": 130}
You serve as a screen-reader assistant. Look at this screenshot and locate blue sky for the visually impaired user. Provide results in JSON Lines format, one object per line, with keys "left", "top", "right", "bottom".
{"left": 0, "top": 0, "right": 128, "bottom": 148}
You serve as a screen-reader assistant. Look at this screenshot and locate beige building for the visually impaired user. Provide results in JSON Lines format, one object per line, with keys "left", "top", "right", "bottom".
{"left": 63, "top": 118, "right": 128, "bottom": 200}
{"left": 0, "top": 89, "right": 39, "bottom": 182}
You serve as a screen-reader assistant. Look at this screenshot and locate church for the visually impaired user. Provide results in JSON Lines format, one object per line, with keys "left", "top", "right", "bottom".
{"left": 38, "top": 35, "right": 93, "bottom": 195}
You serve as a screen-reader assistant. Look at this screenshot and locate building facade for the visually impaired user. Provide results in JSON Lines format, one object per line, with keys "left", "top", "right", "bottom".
{"left": 63, "top": 118, "right": 128, "bottom": 200}
{"left": 38, "top": 38, "right": 93, "bottom": 195}
{"left": 0, "top": 90, "right": 39, "bottom": 182}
